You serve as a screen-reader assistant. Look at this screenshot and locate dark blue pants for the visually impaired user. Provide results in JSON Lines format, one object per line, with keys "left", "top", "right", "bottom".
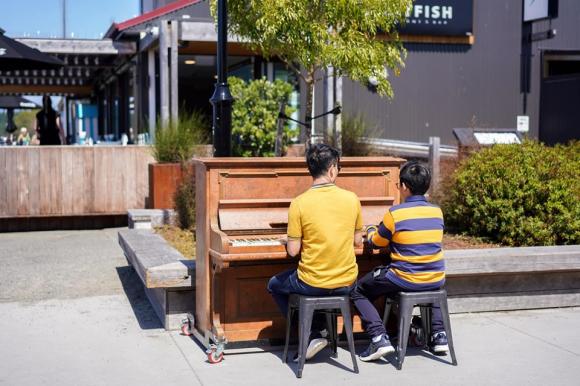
{"left": 267, "top": 269, "right": 353, "bottom": 331}
{"left": 351, "top": 266, "right": 444, "bottom": 339}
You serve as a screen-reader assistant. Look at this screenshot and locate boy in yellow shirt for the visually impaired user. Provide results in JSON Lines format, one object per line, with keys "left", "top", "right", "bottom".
{"left": 267, "top": 144, "right": 363, "bottom": 362}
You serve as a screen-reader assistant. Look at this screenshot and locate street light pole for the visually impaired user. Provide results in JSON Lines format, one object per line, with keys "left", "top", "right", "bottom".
{"left": 62, "top": 0, "right": 67, "bottom": 39}
{"left": 210, "top": 0, "right": 233, "bottom": 157}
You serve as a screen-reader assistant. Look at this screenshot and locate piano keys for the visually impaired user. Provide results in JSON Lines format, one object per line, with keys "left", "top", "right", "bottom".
{"left": 230, "top": 237, "right": 285, "bottom": 247}
{"left": 193, "top": 157, "right": 405, "bottom": 347}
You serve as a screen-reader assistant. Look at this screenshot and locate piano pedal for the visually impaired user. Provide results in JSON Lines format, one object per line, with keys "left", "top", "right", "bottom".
{"left": 206, "top": 344, "right": 225, "bottom": 364}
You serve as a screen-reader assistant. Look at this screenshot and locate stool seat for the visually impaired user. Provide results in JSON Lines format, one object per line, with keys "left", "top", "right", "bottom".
{"left": 283, "top": 294, "right": 359, "bottom": 378}
{"left": 383, "top": 289, "right": 458, "bottom": 369}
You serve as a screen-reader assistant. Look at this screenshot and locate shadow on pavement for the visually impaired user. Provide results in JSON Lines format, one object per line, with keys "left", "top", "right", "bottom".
{"left": 116, "top": 266, "right": 163, "bottom": 330}
{"left": 268, "top": 347, "right": 360, "bottom": 377}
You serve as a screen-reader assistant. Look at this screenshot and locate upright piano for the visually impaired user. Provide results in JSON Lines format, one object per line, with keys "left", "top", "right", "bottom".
{"left": 193, "top": 157, "right": 405, "bottom": 347}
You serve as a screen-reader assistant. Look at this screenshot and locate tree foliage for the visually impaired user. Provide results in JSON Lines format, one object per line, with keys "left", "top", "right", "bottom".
{"left": 14, "top": 110, "right": 39, "bottom": 132}
{"left": 229, "top": 76, "right": 296, "bottom": 157}
{"left": 213, "top": 0, "right": 411, "bottom": 143}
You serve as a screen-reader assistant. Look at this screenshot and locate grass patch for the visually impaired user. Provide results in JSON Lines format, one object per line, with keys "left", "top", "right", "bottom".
{"left": 154, "top": 225, "right": 195, "bottom": 259}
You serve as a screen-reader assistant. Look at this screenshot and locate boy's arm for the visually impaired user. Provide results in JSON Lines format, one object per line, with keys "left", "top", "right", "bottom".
{"left": 367, "top": 210, "right": 395, "bottom": 248}
{"left": 286, "top": 200, "right": 302, "bottom": 257}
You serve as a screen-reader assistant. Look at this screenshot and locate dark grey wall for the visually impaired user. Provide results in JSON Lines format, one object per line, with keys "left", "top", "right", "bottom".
{"left": 530, "top": 2, "right": 580, "bottom": 142}
{"left": 342, "top": 0, "right": 580, "bottom": 145}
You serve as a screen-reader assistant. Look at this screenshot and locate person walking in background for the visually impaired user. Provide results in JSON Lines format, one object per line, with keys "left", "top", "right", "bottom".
{"left": 36, "top": 95, "right": 64, "bottom": 145}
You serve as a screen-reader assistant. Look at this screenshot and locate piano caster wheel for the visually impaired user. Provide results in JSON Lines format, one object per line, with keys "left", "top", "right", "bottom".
{"left": 181, "top": 319, "right": 193, "bottom": 336}
{"left": 206, "top": 345, "right": 224, "bottom": 364}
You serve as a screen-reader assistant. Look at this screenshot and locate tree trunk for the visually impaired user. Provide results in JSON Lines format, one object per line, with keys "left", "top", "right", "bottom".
{"left": 303, "top": 80, "right": 314, "bottom": 145}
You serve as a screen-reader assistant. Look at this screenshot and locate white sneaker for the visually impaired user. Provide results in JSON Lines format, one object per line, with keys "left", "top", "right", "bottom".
{"left": 306, "top": 337, "right": 328, "bottom": 360}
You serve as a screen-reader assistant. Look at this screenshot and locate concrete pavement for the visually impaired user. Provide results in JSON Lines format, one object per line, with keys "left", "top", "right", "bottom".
{"left": 1, "top": 229, "right": 579, "bottom": 385}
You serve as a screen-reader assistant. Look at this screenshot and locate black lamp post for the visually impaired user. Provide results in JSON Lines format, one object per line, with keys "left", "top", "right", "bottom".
{"left": 210, "top": 0, "right": 234, "bottom": 157}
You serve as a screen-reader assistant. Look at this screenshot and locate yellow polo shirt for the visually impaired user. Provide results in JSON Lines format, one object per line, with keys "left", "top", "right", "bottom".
{"left": 287, "top": 183, "right": 362, "bottom": 289}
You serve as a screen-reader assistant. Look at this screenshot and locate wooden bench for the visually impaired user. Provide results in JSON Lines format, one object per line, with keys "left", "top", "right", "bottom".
{"left": 445, "top": 245, "right": 580, "bottom": 312}
{"left": 118, "top": 227, "right": 580, "bottom": 328}
{"left": 118, "top": 229, "right": 195, "bottom": 330}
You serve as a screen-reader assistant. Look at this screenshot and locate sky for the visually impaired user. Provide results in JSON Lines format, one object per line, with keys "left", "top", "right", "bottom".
{"left": 0, "top": 0, "right": 140, "bottom": 39}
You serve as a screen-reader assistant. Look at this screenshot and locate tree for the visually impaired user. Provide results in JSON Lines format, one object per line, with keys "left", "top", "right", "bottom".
{"left": 14, "top": 110, "right": 39, "bottom": 132}
{"left": 213, "top": 0, "right": 411, "bottom": 144}
{"left": 229, "top": 76, "right": 296, "bottom": 156}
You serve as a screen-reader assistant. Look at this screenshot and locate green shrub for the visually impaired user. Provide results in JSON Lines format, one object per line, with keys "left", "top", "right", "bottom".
{"left": 152, "top": 111, "right": 209, "bottom": 163}
{"left": 229, "top": 77, "right": 296, "bottom": 157}
{"left": 339, "top": 114, "right": 378, "bottom": 156}
{"left": 443, "top": 140, "right": 580, "bottom": 246}
{"left": 173, "top": 166, "right": 196, "bottom": 231}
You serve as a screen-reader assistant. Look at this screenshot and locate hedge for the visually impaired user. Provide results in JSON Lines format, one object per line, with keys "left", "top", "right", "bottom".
{"left": 443, "top": 141, "right": 580, "bottom": 246}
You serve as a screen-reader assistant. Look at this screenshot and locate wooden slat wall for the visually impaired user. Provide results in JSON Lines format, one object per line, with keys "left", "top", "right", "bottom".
{"left": 0, "top": 146, "right": 154, "bottom": 218}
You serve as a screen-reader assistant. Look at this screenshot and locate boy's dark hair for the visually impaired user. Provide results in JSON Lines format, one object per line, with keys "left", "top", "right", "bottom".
{"left": 306, "top": 143, "right": 340, "bottom": 178}
{"left": 399, "top": 161, "right": 431, "bottom": 195}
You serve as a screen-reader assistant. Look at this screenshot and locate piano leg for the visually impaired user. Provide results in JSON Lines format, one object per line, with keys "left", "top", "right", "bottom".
{"left": 209, "top": 267, "right": 227, "bottom": 363}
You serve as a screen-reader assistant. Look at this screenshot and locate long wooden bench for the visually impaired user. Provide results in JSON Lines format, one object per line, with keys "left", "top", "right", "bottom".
{"left": 118, "top": 229, "right": 195, "bottom": 330}
{"left": 445, "top": 245, "right": 580, "bottom": 312}
{"left": 119, "top": 227, "right": 580, "bottom": 329}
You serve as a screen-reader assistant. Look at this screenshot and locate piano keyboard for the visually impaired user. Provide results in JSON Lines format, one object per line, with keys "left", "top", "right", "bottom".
{"left": 230, "top": 238, "right": 284, "bottom": 247}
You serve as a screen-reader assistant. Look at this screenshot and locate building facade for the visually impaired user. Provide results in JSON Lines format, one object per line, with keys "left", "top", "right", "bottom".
{"left": 122, "top": 0, "right": 579, "bottom": 146}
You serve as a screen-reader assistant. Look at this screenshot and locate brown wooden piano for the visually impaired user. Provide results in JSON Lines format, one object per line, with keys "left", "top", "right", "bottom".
{"left": 192, "top": 157, "right": 405, "bottom": 349}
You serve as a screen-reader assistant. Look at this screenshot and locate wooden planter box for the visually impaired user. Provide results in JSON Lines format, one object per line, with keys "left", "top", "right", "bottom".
{"left": 149, "top": 163, "right": 189, "bottom": 209}
{"left": 148, "top": 145, "right": 212, "bottom": 209}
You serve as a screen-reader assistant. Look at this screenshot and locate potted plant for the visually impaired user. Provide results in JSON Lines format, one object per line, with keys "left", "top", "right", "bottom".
{"left": 149, "top": 111, "right": 210, "bottom": 209}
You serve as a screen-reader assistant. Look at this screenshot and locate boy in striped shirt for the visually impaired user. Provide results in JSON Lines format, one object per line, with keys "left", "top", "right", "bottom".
{"left": 351, "top": 161, "right": 448, "bottom": 361}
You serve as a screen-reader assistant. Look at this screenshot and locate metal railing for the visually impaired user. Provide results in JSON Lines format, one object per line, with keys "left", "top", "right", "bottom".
{"left": 359, "top": 137, "right": 458, "bottom": 159}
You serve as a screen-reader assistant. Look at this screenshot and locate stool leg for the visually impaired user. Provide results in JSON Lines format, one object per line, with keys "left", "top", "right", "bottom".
{"left": 382, "top": 300, "right": 392, "bottom": 326}
{"left": 439, "top": 296, "right": 458, "bottom": 366}
{"left": 297, "top": 302, "right": 314, "bottom": 378}
{"left": 325, "top": 312, "right": 338, "bottom": 357}
{"left": 282, "top": 307, "right": 294, "bottom": 363}
{"left": 397, "top": 297, "right": 413, "bottom": 370}
{"left": 333, "top": 312, "right": 339, "bottom": 348}
{"left": 339, "top": 302, "right": 359, "bottom": 374}
{"left": 420, "top": 305, "right": 431, "bottom": 348}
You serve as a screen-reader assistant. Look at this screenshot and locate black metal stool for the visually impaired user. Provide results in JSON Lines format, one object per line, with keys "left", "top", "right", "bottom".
{"left": 282, "top": 294, "right": 359, "bottom": 378}
{"left": 382, "top": 289, "right": 458, "bottom": 370}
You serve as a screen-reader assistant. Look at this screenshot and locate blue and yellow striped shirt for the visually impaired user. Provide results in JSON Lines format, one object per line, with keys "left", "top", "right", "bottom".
{"left": 368, "top": 195, "right": 445, "bottom": 290}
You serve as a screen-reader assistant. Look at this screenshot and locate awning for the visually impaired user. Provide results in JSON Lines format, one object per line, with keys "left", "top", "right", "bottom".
{"left": 0, "top": 28, "right": 64, "bottom": 71}
{"left": 0, "top": 95, "right": 40, "bottom": 109}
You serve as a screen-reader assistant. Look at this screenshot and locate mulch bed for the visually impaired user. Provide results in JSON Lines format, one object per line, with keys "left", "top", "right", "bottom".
{"left": 443, "top": 233, "right": 499, "bottom": 250}
{"left": 154, "top": 225, "right": 196, "bottom": 259}
{"left": 155, "top": 225, "right": 497, "bottom": 258}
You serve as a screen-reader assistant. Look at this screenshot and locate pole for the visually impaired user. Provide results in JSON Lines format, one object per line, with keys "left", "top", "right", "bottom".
{"left": 210, "top": 0, "right": 234, "bottom": 157}
{"left": 275, "top": 102, "right": 286, "bottom": 156}
{"left": 428, "top": 136, "right": 441, "bottom": 194}
{"left": 62, "top": 0, "right": 67, "bottom": 39}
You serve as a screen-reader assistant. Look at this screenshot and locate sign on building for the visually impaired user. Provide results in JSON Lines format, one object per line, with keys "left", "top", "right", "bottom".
{"left": 524, "top": 0, "right": 559, "bottom": 22}
{"left": 517, "top": 116, "right": 530, "bottom": 132}
{"left": 399, "top": 0, "right": 474, "bottom": 36}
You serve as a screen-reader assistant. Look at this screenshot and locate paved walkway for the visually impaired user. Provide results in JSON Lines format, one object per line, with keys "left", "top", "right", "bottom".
{"left": 1, "top": 229, "right": 579, "bottom": 385}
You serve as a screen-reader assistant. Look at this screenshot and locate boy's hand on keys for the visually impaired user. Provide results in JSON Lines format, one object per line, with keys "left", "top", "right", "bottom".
{"left": 364, "top": 225, "right": 378, "bottom": 239}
